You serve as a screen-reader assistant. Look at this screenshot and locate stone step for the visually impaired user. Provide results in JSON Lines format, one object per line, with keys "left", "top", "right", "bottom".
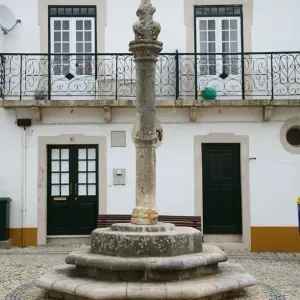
{"left": 36, "top": 262, "right": 257, "bottom": 300}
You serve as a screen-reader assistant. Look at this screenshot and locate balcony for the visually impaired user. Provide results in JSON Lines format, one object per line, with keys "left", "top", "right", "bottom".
{"left": 1, "top": 52, "right": 300, "bottom": 109}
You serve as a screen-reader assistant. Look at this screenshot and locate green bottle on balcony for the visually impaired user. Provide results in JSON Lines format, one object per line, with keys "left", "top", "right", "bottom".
{"left": 201, "top": 87, "right": 217, "bottom": 100}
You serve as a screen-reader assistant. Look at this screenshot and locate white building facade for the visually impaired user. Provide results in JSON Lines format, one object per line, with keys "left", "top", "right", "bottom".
{"left": 0, "top": 0, "right": 300, "bottom": 252}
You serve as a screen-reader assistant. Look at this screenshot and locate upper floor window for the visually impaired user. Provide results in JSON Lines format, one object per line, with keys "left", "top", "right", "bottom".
{"left": 195, "top": 5, "right": 243, "bottom": 77}
{"left": 49, "top": 6, "right": 96, "bottom": 76}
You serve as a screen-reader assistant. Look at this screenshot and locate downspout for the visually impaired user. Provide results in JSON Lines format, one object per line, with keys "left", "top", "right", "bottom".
{"left": 22, "top": 126, "right": 27, "bottom": 247}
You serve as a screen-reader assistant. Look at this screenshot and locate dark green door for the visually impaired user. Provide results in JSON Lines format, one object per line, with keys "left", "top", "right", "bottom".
{"left": 47, "top": 145, "right": 98, "bottom": 235}
{"left": 202, "top": 143, "right": 242, "bottom": 234}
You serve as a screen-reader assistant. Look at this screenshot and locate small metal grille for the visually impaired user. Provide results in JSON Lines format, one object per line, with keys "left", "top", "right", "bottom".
{"left": 49, "top": 6, "right": 96, "bottom": 17}
{"left": 195, "top": 5, "right": 242, "bottom": 17}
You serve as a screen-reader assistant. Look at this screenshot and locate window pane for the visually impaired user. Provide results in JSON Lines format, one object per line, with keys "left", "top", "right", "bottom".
{"left": 62, "top": 43, "right": 70, "bottom": 53}
{"left": 88, "top": 161, "right": 96, "bottom": 171}
{"left": 51, "top": 185, "right": 60, "bottom": 196}
{"left": 79, "top": 149, "right": 86, "bottom": 159}
{"left": 211, "top": 7, "right": 218, "bottom": 14}
{"left": 222, "top": 31, "right": 229, "bottom": 42}
{"left": 200, "top": 43, "right": 207, "bottom": 53}
{"left": 209, "top": 65, "right": 216, "bottom": 75}
{"left": 65, "top": 8, "right": 72, "bottom": 15}
{"left": 208, "top": 20, "right": 215, "bottom": 30}
{"left": 85, "top": 20, "right": 92, "bottom": 30}
{"left": 76, "top": 43, "right": 83, "bottom": 53}
{"left": 230, "top": 31, "right": 238, "bottom": 41}
{"left": 200, "top": 65, "right": 208, "bottom": 76}
{"left": 231, "top": 64, "right": 238, "bottom": 75}
{"left": 85, "top": 43, "right": 92, "bottom": 52}
{"left": 73, "top": 8, "right": 80, "bottom": 15}
{"left": 88, "top": 172, "right": 96, "bottom": 183}
{"left": 88, "top": 185, "right": 96, "bottom": 196}
{"left": 76, "top": 21, "right": 83, "bottom": 30}
{"left": 54, "top": 62, "right": 61, "bottom": 75}
{"left": 61, "top": 173, "right": 69, "bottom": 184}
{"left": 52, "top": 173, "right": 60, "bottom": 184}
{"left": 52, "top": 161, "right": 60, "bottom": 172}
{"left": 85, "top": 32, "right": 92, "bottom": 41}
{"left": 79, "top": 161, "right": 86, "bottom": 171}
{"left": 226, "top": 7, "right": 234, "bottom": 14}
{"left": 222, "top": 43, "right": 230, "bottom": 52}
{"left": 52, "top": 149, "right": 60, "bottom": 160}
{"left": 200, "top": 32, "right": 207, "bottom": 42}
{"left": 230, "top": 20, "right": 238, "bottom": 30}
{"left": 88, "top": 8, "right": 96, "bottom": 15}
{"left": 79, "top": 173, "right": 87, "bottom": 183}
{"left": 222, "top": 20, "right": 229, "bottom": 30}
{"left": 60, "top": 149, "right": 69, "bottom": 159}
{"left": 61, "top": 161, "right": 69, "bottom": 172}
{"left": 58, "top": 8, "right": 64, "bottom": 15}
{"left": 63, "top": 32, "right": 70, "bottom": 41}
{"left": 231, "top": 42, "right": 238, "bottom": 52}
{"left": 54, "top": 32, "right": 61, "bottom": 42}
{"left": 76, "top": 32, "right": 83, "bottom": 41}
{"left": 199, "top": 20, "right": 207, "bottom": 30}
{"left": 50, "top": 8, "right": 57, "bottom": 15}
{"left": 219, "top": 7, "right": 226, "bottom": 14}
{"left": 234, "top": 7, "right": 241, "bottom": 15}
{"left": 81, "top": 8, "right": 88, "bottom": 15}
{"left": 79, "top": 185, "right": 87, "bottom": 195}
{"left": 63, "top": 21, "right": 69, "bottom": 30}
{"left": 54, "top": 21, "right": 61, "bottom": 30}
{"left": 54, "top": 43, "right": 61, "bottom": 53}
{"left": 208, "top": 43, "right": 216, "bottom": 53}
{"left": 88, "top": 149, "right": 96, "bottom": 159}
{"left": 208, "top": 31, "right": 215, "bottom": 42}
{"left": 61, "top": 185, "right": 69, "bottom": 196}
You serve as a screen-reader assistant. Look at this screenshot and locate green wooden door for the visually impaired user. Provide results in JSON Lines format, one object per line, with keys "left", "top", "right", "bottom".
{"left": 202, "top": 143, "right": 242, "bottom": 234}
{"left": 47, "top": 145, "right": 98, "bottom": 235}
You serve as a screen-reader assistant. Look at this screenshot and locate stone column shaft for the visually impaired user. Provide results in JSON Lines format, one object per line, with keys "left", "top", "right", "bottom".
{"left": 129, "top": 0, "right": 163, "bottom": 225}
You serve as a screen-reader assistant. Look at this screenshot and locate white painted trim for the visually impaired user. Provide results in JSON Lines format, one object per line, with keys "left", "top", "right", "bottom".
{"left": 37, "top": 134, "right": 107, "bottom": 245}
{"left": 194, "top": 133, "right": 251, "bottom": 248}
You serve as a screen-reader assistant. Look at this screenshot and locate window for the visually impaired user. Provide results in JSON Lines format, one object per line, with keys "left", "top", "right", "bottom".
{"left": 49, "top": 6, "right": 96, "bottom": 77}
{"left": 286, "top": 127, "right": 300, "bottom": 147}
{"left": 195, "top": 5, "right": 242, "bottom": 77}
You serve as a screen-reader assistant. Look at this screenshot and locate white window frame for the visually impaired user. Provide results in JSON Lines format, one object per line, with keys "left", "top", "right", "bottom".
{"left": 50, "top": 17, "right": 96, "bottom": 77}
{"left": 196, "top": 16, "right": 242, "bottom": 77}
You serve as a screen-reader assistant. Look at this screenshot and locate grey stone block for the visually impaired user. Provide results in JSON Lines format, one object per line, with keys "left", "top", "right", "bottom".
{"left": 65, "top": 245, "right": 227, "bottom": 273}
{"left": 91, "top": 227, "right": 202, "bottom": 257}
{"left": 0, "top": 239, "right": 12, "bottom": 249}
{"left": 37, "top": 263, "right": 257, "bottom": 300}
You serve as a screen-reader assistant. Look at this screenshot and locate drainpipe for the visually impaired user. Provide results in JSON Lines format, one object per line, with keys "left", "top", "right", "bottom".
{"left": 22, "top": 127, "right": 27, "bottom": 247}
{"left": 17, "top": 118, "right": 31, "bottom": 247}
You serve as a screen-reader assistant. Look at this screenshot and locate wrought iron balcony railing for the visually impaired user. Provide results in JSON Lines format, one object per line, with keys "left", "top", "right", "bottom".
{"left": 1, "top": 51, "right": 300, "bottom": 100}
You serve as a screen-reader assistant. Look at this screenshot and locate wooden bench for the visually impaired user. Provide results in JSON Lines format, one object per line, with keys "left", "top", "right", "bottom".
{"left": 97, "top": 214, "right": 203, "bottom": 241}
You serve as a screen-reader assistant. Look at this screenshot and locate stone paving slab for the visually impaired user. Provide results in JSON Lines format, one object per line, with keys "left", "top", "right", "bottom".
{"left": 0, "top": 246, "right": 299, "bottom": 299}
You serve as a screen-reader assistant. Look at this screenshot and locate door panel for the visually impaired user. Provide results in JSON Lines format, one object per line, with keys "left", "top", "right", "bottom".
{"left": 47, "top": 145, "right": 98, "bottom": 236}
{"left": 202, "top": 143, "right": 242, "bottom": 234}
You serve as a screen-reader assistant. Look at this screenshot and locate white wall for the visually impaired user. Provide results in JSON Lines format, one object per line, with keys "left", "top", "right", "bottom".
{"left": 1, "top": 107, "right": 298, "bottom": 229}
{"left": 252, "top": 0, "right": 300, "bottom": 52}
{"left": 1, "top": 0, "right": 300, "bottom": 54}
{"left": 0, "top": 0, "right": 39, "bottom": 53}
{"left": 0, "top": 108, "right": 23, "bottom": 228}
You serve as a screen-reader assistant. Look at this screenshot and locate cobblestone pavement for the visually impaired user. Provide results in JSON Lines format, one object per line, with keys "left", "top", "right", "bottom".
{"left": 0, "top": 246, "right": 299, "bottom": 300}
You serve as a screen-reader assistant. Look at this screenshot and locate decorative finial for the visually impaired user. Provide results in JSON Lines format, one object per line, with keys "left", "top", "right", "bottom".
{"left": 133, "top": 0, "right": 161, "bottom": 41}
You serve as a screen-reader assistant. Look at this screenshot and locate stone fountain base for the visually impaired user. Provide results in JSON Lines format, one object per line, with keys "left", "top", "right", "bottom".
{"left": 36, "top": 224, "right": 257, "bottom": 300}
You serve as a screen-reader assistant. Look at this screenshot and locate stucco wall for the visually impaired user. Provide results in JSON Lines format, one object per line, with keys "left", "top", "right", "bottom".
{"left": 1, "top": 107, "right": 300, "bottom": 230}
{"left": 1, "top": 0, "right": 300, "bottom": 53}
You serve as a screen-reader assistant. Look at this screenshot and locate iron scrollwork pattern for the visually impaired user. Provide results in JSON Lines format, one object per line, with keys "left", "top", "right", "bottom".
{"left": 1, "top": 52, "right": 300, "bottom": 100}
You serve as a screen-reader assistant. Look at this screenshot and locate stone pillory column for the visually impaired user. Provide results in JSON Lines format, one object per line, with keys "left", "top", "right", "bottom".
{"left": 129, "top": 0, "right": 163, "bottom": 225}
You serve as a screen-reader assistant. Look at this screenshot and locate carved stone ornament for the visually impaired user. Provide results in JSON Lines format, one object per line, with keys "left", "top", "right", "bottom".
{"left": 133, "top": 0, "right": 161, "bottom": 41}
{"left": 129, "top": 0, "right": 163, "bottom": 59}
